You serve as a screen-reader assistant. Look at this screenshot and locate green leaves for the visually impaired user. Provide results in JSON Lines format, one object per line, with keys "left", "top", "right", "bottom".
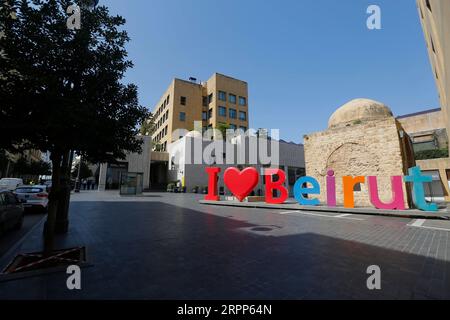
{"left": 0, "top": 0, "right": 147, "bottom": 163}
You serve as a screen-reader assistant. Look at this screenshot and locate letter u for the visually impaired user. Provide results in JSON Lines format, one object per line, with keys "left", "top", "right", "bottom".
{"left": 367, "top": 176, "right": 405, "bottom": 210}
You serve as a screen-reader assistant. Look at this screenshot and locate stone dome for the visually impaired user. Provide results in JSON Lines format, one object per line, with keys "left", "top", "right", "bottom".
{"left": 328, "top": 98, "right": 393, "bottom": 128}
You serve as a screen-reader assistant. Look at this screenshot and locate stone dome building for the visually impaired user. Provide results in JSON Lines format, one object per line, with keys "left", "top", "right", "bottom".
{"left": 328, "top": 98, "right": 393, "bottom": 128}
{"left": 304, "top": 98, "right": 415, "bottom": 208}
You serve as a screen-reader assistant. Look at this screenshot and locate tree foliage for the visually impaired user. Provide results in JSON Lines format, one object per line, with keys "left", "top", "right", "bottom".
{"left": 140, "top": 112, "right": 156, "bottom": 136}
{"left": 12, "top": 158, "right": 52, "bottom": 176}
{"left": 414, "top": 148, "right": 449, "bottom": 160}
{"left": 0, "top": 0, "right": 148, "bottom": 162}
{"left": 71, "top": 161, "right": 92, "bottom": 180}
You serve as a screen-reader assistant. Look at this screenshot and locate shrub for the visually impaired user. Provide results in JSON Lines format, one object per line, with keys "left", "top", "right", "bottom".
{"left": 414, "top": 148, "right": 449, "bottom": 160}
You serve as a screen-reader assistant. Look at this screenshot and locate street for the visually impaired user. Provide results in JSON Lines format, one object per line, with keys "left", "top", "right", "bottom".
{"left": 0, "top": 210, "right": 46, "bottom": 260}
{"left": 1, "top": 191, "right": 450, "bottom": 299}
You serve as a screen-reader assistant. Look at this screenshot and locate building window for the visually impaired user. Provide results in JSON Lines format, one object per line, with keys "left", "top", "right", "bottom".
{"left": 179, "top": 112, "right": 186, "bottom": 121}
{"left": 426, "top": 0, "right": 432, "bottom": 12}
{"left": 239, "top": 96, "right": 246, "bottom": 106}
{"left": 229, "top": 108, "right": 237, "bottom": 119}
{"left": 165, "top": 111, "right": 169, "bottom": 120}
{"left": 219, "top": 106, "right": 227, "bottom": 117}
{"left": 239, "top": 111, "right": 246, "bottom": 121}
{"left": 167, "top": 95, "right": 170, "bottom": 105}
{"left": 229, "top": 94, "right": 236, "bottom": 104}
{"left": 163, "top": 141, "right": 167, "bottom": 152}
{"left": 180, "top": 96, "right": 186, "bottom": 105}
{"left": 208, "top": 93, "right": 213, "bottom": 104}
{"left": 164, "top": 126, "right": 168, "bottom": 136}
{"left": 239, "top": 126, "right": 247, "bottom": 132}
{"left": 202, "top": 96, "right": 207, "bottom": 107}
{"left": 431, "top": 36, "right": 436, "bottom": 53}
{"left": 219, "top": 91, "right": 226, "bottom": 101}
{"left": 208, "top": 108, "right": 213, "bottom": 119}
{"left": 229, "top": 124, "right": 237, "bottom": 130}
{"left": 202, "top": 111, "right": 207, "bottom": 121}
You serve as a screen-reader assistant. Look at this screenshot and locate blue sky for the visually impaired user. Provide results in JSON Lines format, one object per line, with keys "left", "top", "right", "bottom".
{"left": 103, "top": 0, "right": 439, "bottom": 143}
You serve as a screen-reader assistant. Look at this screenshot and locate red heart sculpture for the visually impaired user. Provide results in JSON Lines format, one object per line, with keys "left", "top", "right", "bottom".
{"left": 224, "top": 167, "right": 259, "bottom": 202}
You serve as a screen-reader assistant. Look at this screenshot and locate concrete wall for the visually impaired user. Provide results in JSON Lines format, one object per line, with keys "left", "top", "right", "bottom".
{"left": 98, "top": 136, "right": 152, "bottom": 191}
{"left": 304, "top": 118, "right": 410, "bottom": 208}
{"left": 168, "top": 135, "right": 304, "bottom": 196}
{"left": 397, "top": 107, "right": 450, "bottom": 201}
{"left": 397, "top": 109, "right": 446, "bottom": 133}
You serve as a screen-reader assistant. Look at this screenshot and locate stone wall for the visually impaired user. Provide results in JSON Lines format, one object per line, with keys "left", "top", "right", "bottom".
{"left": 304, "top": 118, "right": 410, "bottom": 208}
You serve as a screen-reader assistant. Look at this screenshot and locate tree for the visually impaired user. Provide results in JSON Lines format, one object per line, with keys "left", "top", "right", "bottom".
{"left": 216, "top": 123, "right": 231, "bottom": 139}
{"left": 0, "top": 0, "right": 148, "bottom": 254}
{"left": 140, "top": 112, "right": 156, "bottom": 136}
{"left": 12, "top": 158, "right": 51, "bottom": 176}
{"left": 71, "top": 162, "right": 93, "bottom": 180}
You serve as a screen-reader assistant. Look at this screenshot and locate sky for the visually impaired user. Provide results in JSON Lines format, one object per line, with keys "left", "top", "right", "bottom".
{"left": 102, "top": 0, "right": 439, "bottom": 143}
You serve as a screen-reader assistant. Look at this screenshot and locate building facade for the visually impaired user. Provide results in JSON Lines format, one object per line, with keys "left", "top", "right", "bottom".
{"left": 397, "top": 108, "right": 450, "bottom": 201}
{"left": 168, "top": 134, "right": 305, "bottom": 196}
{"left": 417, "top": 0, "right": 450, "bottom": 139}
{"left": 151, "top": 73, "right": 249, "bottom": 151}
{"left": 414, "top": 0, "right": 450, "bottom": 201}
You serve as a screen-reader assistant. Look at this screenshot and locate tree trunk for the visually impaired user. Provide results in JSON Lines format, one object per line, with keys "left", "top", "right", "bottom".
{"left": 55, "top": 150, "right": 72, "bottom": 234}
{"left": 43, "top": 152, "right": 62, "bottom": 256}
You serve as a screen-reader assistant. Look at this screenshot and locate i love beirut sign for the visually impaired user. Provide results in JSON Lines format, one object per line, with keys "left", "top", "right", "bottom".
{"left": 204, "top": 166, "right": 438, "bottom": 212}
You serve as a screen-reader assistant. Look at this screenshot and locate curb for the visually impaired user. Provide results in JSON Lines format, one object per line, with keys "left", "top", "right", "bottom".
{"left": 199, "top": 200, "right": 450, "bottom": 220}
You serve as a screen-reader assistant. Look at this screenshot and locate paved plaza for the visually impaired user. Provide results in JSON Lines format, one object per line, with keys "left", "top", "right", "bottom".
{"left": 1, "top": 191, "right": 450, "bottom": 299}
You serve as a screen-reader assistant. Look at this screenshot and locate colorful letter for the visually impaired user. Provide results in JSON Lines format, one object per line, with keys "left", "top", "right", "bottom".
{"left": 367, "top": 176, "right": 405, "bottom": 210}
{"left": 326, "top": 169, "right": 336, "bottom": 207}
{"left": 294, "top": 176, "right": 320, "bottom": 206}
{"left": 264, "top": 169, "right": 288, "bottom": 204}
{"left": 205, "top": 167, "right": 220, "bottom": 201}
{"left": 343, "top": 176, "right": 365, "bottom": 208}
{"left": 404, "top": 166, "right": 438, "bottom": 212}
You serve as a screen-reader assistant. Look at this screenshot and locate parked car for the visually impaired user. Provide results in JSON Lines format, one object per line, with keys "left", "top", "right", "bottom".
{"left": 14, "top": 185, "right": 49, "bottom": 212}
{"left": 0, "top": 190, "right": 24, "bottom": 234}
{"left": 0, "top": 178, "right": 24, "bottom": 191}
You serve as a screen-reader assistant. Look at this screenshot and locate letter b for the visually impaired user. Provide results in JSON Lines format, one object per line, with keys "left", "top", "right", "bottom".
{"left": 264, "top": 169, "right": 288, "bottom": 204}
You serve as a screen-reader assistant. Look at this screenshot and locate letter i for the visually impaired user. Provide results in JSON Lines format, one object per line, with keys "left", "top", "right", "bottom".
{"left": 326, "top": 169, "right": 336, "bottom": 206}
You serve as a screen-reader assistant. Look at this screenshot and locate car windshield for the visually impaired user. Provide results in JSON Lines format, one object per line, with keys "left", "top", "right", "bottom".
{"left": 15, "top": 188, "right": 43, "bottom": 193}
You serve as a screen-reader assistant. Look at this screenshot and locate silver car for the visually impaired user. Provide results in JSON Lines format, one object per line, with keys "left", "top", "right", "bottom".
{"left": 14, "top": 185, "right": 49, "bottom": 212}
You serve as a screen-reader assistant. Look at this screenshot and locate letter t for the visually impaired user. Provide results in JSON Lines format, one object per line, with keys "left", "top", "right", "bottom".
{"left": 404, "top": 166, "right": 438, "bottom": 212}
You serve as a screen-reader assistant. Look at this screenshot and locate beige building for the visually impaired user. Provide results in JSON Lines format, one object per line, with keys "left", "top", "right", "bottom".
{"left": 304, "top": 99, "right": 415, "bottom": 208}
{"left": 151, "top": 73, "right": 249, "bottom": 151}
{"left": 417, "top": 0, "right": 450, "bottom": 136}
{"left": 413, "top": 0, "right": 450, "bottom": 201}
{"left": 397, "top": 108, "right": 450, "bottom": 201}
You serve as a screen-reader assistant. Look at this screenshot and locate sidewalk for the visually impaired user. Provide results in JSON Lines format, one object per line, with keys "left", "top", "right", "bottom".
{"left": 199, "top": 199, "right": 450, "bottom": 220}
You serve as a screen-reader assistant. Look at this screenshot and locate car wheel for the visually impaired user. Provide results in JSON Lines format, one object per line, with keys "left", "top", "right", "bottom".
{"left": 13, "top": 214, "right": 24, "bottom": 230}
